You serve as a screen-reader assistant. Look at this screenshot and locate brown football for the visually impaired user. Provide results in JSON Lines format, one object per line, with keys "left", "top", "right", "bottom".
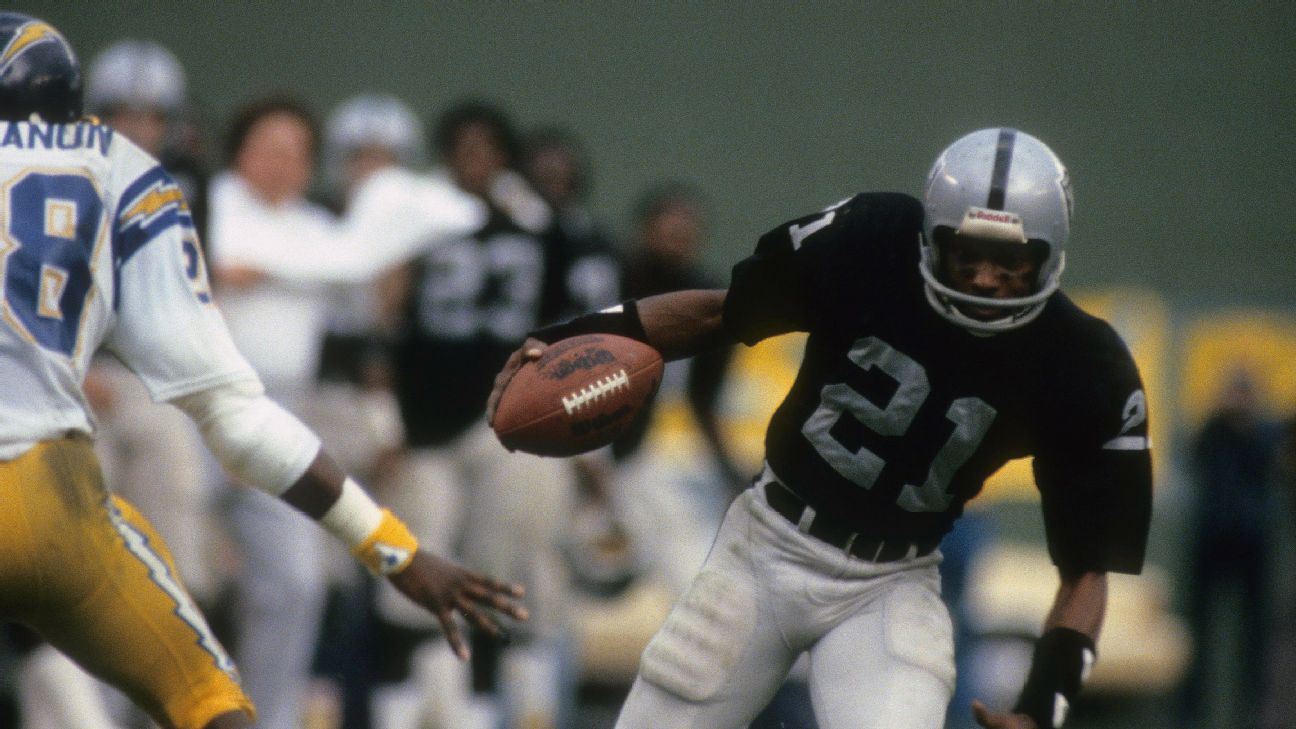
{"left": 493, "top": 334, "right": 664, "bottom": 457}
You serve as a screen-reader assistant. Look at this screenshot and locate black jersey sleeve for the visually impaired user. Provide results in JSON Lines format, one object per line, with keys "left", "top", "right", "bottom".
{"left": 723, "top": 193, "right": 923, "bottom": 345}
{"left": 721, "top": 209, "right": 823, "bottom": 344}
{"left": 1033, "top": 313, "right": 1153, "bottom": 574}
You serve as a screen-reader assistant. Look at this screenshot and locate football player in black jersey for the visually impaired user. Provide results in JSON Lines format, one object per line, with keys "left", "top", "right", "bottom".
{"left": 490, "top": 128, "right": 1152, "bottom": 729}
{"left": 379, "top": 102, "right": 621, "bottom": 729}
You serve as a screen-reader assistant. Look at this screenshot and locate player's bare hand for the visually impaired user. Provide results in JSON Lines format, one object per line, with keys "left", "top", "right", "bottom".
{"left": 486, "top": 337, "right": 546, "bottom": 425}
{"left": 387, "top": 549, "right": 528, "bottom": 660}
{"left": 971, "top": 700, "right": 1038, "bottom": 729}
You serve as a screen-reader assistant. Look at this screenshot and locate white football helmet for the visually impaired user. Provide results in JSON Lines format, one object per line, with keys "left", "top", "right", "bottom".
{"left": 920, "top": 128, "right": 1072, "bottom": 334}
{"left": 84, "top": 40, "right": 185, "bottom": 114}
{"left": 324, "top": 94, "right": 426, "bottom": 173}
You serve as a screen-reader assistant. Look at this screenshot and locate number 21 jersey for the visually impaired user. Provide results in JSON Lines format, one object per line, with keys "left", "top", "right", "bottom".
{"left": 723, "top": 193, "right": 1152, "bottom": 575}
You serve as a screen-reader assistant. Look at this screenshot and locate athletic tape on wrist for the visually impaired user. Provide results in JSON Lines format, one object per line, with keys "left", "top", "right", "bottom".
{"left": 529, "top": 299, "right": 647, "bottom": 344}
{"left": 320, "top": 478, "right": 383, "bottom": 546}
{"left": 1012, "top": 627, "right": 1096, "bottom": 728}
{"left": 353, "top": 508, "right": 419, "bottom": 576}
{"left": 320, "top": 478, "right": 418, "bottom": 576}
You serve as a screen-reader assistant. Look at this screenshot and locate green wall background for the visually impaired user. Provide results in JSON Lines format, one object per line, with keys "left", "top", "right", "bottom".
{"left": 25, "top": 2, "right": 1296, "bottom": 307}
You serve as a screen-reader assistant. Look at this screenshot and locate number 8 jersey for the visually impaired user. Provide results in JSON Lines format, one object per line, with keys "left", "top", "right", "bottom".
{"left": 724, "top": 192, "right": 1152, "bottom": 575}
{"left": 0, "top": 120, "right": 254, "bottom": 460}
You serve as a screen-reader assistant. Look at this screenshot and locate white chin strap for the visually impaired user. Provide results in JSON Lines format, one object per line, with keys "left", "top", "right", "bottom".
{"left": 918, "top": 248, "right": 1064, "bottom": 336}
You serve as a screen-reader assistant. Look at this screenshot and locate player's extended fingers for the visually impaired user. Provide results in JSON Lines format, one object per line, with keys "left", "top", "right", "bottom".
{"left": 489, "top": 340, "right": 549, "bottom": 423}
{"left": 474, "top": 572, "right": 526, "bottom": 599}
{"left": 437, "top": 609, "right": 471, "bottom": 661}
{"left": 454, "top": 597, "right": 510, "bottom": 642}
{"left": 462, "top": 580, "right": 531, "bottom": 621}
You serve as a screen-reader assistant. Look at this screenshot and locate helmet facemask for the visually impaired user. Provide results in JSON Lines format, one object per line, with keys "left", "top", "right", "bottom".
{"left": 919, "top": 225, "right": 1065, "bottom": 335}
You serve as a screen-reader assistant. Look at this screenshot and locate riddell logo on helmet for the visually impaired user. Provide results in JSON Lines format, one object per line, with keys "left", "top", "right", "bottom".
{"left": 965, "top": 209, "right": 1020, "bottom": 225}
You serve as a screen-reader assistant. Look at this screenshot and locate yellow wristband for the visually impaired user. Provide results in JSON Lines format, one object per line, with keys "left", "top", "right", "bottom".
{"left": 353, "top": 508, "right": 419, "bottom": 576}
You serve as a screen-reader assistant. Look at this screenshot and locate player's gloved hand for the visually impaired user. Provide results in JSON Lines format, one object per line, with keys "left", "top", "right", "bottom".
{"left": 971, "top": 700, "right": 1039, "bottom": 729}
{"left": 387, "top": 549, "right": 529, "bottom": 660}
{"left": 486, "top": 337, "right": 546, "bottom": 426}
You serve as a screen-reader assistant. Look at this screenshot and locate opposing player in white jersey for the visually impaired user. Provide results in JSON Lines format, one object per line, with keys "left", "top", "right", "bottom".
{"left": 0, "top": 13, "right": 527, "bottom": 729}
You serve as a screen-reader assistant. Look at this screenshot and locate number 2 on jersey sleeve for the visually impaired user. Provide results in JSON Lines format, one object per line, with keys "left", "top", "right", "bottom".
{"left": 0, "top": 170, "right": 103, "bottom": 356}
{"left": 802, "top": 336, "right": 997, "bottom": 512}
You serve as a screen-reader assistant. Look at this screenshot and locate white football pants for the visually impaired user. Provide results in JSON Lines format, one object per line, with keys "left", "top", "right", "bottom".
{"left": 614, "top": 483, "right": 955, "bottom": 729}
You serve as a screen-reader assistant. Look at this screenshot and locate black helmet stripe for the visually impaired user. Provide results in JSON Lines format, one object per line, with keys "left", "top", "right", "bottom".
{"left": 986, "top": 128, "right": 1016, "bottom": 210}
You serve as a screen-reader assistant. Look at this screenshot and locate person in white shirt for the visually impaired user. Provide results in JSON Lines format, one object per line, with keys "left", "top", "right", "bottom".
{"left": 208, "top": 93, "right": 494, "bottom": 729}
{"left": 205, "top": 95, "right": 343, "bottom": 729}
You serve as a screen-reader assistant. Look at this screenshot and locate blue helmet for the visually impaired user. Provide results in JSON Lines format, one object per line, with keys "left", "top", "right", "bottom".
{"left": 0, "top": 12, "right": 82, "bottom": 123}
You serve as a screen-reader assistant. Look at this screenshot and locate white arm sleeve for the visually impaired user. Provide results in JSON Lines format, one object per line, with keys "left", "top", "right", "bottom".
{"left": 170, "top": 379, "right": 321, "bottom": 496}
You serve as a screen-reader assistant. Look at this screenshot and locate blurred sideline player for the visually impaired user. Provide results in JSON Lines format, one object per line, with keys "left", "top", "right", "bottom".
{"left": 83, "top": 38, "right": 209, "bottom": 235}
{"left": 313, "top": 92, "right": 429, "bottom": 728}
{"left": 519, "top": 128, "right": 638, "bottom": 603}
{"left": 611, "top": 183, "right": 742, "bottom": 595}
{"left": 315, "top": 93, "right": 422, "bottom": 484}
{"left": 607, "top": 184, "right": 822, "bottom": 729}
{"left": 206, "top": 93, "right": 506, "bottom": 728}
{"left": 0, "top": 12, "right": 527, "bottom": 729}
{"left": 492, "top": 128, "right": 1152, "bottom": 729}
{"left": 15, "top": 36, "right": 217, "bottom": 729}
{"left": 520, "top": 126, "right": 620, "bottom": 326}
{"left": 370, "top": 102, "right": 619, "bottom": 729}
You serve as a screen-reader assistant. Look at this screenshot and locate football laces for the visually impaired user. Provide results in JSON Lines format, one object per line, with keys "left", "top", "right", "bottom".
{"left": 561, "top": 370, "right": 629, "bottom": 414}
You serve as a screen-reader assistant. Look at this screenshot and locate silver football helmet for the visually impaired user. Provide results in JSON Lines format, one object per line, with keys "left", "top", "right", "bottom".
{"left": 85, "top": 40, "right": 186, "bottom": 115}
{"left": 324, "top": 94, "right": 426, "bottom": 176}
{"left": 920, "top": 128, "right": 1072, "bottom": 334}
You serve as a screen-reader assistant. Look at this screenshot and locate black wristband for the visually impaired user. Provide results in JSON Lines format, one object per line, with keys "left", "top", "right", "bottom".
{"left": 528, "top": 299, "right": 648, "bottom": 344}
{"left": 1012, "top": 627, "right": 1096, "bottom": 728}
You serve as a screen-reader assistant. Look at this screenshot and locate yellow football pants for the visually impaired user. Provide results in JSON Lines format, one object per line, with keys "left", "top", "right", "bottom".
{"left": 0, "top": 436, "right": 253, "bottom": 729}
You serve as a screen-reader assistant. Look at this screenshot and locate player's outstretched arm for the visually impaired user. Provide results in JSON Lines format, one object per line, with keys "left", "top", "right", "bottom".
{"left": 972, "top": 570, "right": 1106, "bottom": 729}
{"left": 636, "top": 289, "right": 728, "bottom": 360}
{"left": 280, "top": 451, "right": 528, "bottom": 658}
{"left": 172, "top": 381, "right": 527, "bottom": 660}
{"left": 486, "top": 289, "right": 729, "bottom": 424}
